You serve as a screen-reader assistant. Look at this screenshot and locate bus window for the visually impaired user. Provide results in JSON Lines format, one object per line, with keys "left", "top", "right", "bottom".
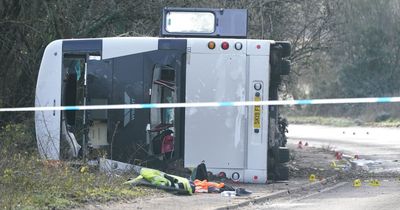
{"left": 149, "top": 64, "right": 176, "bottom": 155}
{"left": 162, "top": 87, "right": 174, "bottom": 124}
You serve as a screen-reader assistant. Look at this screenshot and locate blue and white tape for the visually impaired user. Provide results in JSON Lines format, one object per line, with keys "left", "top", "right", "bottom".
{"left": 0, "top": 97, "right": 399, "bottom": 112}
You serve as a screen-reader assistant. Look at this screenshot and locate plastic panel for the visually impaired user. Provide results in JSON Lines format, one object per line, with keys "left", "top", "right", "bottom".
{"left": 35, "top": 40, "right": 63, "bottom": 160}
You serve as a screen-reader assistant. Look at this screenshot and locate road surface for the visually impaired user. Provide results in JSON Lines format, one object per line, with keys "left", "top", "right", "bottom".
{"left": 245, "top": 179, "right": 400, "bottom": 210}
{"left": 83, "top": 125, "right": 400, "bottom": 210}
{"left": 287, "top": 124, "right": 400, "bottom": 173}
{"left": 244, "top": 124, "right": 400, "bottom": 210}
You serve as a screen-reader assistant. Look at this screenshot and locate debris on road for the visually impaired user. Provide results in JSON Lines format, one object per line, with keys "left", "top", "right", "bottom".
{"left": 124, "top": 166, "right": 194, "bottom": 195}
{"left": 121, "top": 162, "right": 253, "bottom": 198}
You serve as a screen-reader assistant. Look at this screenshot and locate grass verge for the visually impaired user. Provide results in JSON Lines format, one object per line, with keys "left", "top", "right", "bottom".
{"left": 287, "top": 116, "right": 400, "bottom": 127}
{"left": 0, "top": 123, "right": 147, "bottom": 209}
{"left": 0, "top": 154, "right": 147, "bottom": 209}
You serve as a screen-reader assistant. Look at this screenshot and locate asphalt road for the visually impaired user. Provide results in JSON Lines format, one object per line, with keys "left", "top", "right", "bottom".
{"left": 287, "top": 125, "right": 400, "bottom": 173}
{"left": 85, "top": 125, "right": 399, "bottom": 210}
{"left": 287, "top": 125, "right": 400, "bottom": 157}
{"left": 246, "top": 124, "right": 400, "bottom": 210}
{"left": 246, "top": 179, "right": 400, "bottom": 210}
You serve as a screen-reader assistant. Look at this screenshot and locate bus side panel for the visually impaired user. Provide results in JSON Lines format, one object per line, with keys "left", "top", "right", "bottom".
{"left": 35, "top": 40, "right": 63, "bottom": 160}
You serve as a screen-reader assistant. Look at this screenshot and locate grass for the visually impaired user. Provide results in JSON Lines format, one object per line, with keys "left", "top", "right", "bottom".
{"left": 0, "top": 123, "right": 148, "bottom": 209}
{"left": 0, "top": 154, "right": 148, "bottom": 209}
{"left": 287, "top": 116, "right": 357, "bottom": 127}
{"left": 287, "top": 116, "right": 400, "bottom": 127}
{"left": 365, "top": 118, "right": 400, "bottom": 127}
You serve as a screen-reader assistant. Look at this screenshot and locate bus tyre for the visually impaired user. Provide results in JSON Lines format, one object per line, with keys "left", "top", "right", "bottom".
{"left": 280, "top": 59, "right": 291, "bottom": 75}
{"left": 276, "top": 41, "right": 291, "bottom": 58}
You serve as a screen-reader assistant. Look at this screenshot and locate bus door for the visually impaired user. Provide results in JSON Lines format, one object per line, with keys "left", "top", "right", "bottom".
{"left": 86, "top": 58, "right": 112, "bottom": 156}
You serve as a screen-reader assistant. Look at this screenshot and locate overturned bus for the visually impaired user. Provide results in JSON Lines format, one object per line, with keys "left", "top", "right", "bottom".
{"left": 35, "top": 8, "right": 291, "bottom": 183}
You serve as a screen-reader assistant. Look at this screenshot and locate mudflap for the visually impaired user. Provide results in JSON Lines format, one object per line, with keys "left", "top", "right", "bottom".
{"left": 268, "top": 147, "right": 290, "bottom": 181}
{"left": 278, "top": 147, "right": 290, "bottom": 163}
{"left": 274, "top": 164, "right": 289, "bottom": 181}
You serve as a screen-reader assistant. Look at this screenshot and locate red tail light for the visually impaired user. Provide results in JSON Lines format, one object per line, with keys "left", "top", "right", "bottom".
{"left": 221, "top": 41, "right": 229, "bottom": 50}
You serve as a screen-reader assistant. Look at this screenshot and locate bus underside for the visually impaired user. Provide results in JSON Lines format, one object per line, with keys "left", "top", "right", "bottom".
{"left": 35, "top": 37, "right": 290, "bottom": 182}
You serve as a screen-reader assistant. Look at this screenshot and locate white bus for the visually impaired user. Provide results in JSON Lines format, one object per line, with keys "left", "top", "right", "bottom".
{"left": 35, "top": 8, "right": 291, "bottom": 183}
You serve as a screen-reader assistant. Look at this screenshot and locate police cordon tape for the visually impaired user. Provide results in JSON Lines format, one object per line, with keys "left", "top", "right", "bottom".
{"left": 1, "top": 96, "right": 400, "bottom": 112}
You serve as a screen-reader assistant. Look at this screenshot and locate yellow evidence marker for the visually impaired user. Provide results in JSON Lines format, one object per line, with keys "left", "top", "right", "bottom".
{"left": 369, "top": 179, "right": 380, "bottom": 186}
{"left": 80, "top": 166, "right": 89, "bottom": 173}
{"left": 353, "top": 179, "right": 362, "bottom": 187}
{"left": 309, "top": 174, "right": 316, "bottom": 182}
